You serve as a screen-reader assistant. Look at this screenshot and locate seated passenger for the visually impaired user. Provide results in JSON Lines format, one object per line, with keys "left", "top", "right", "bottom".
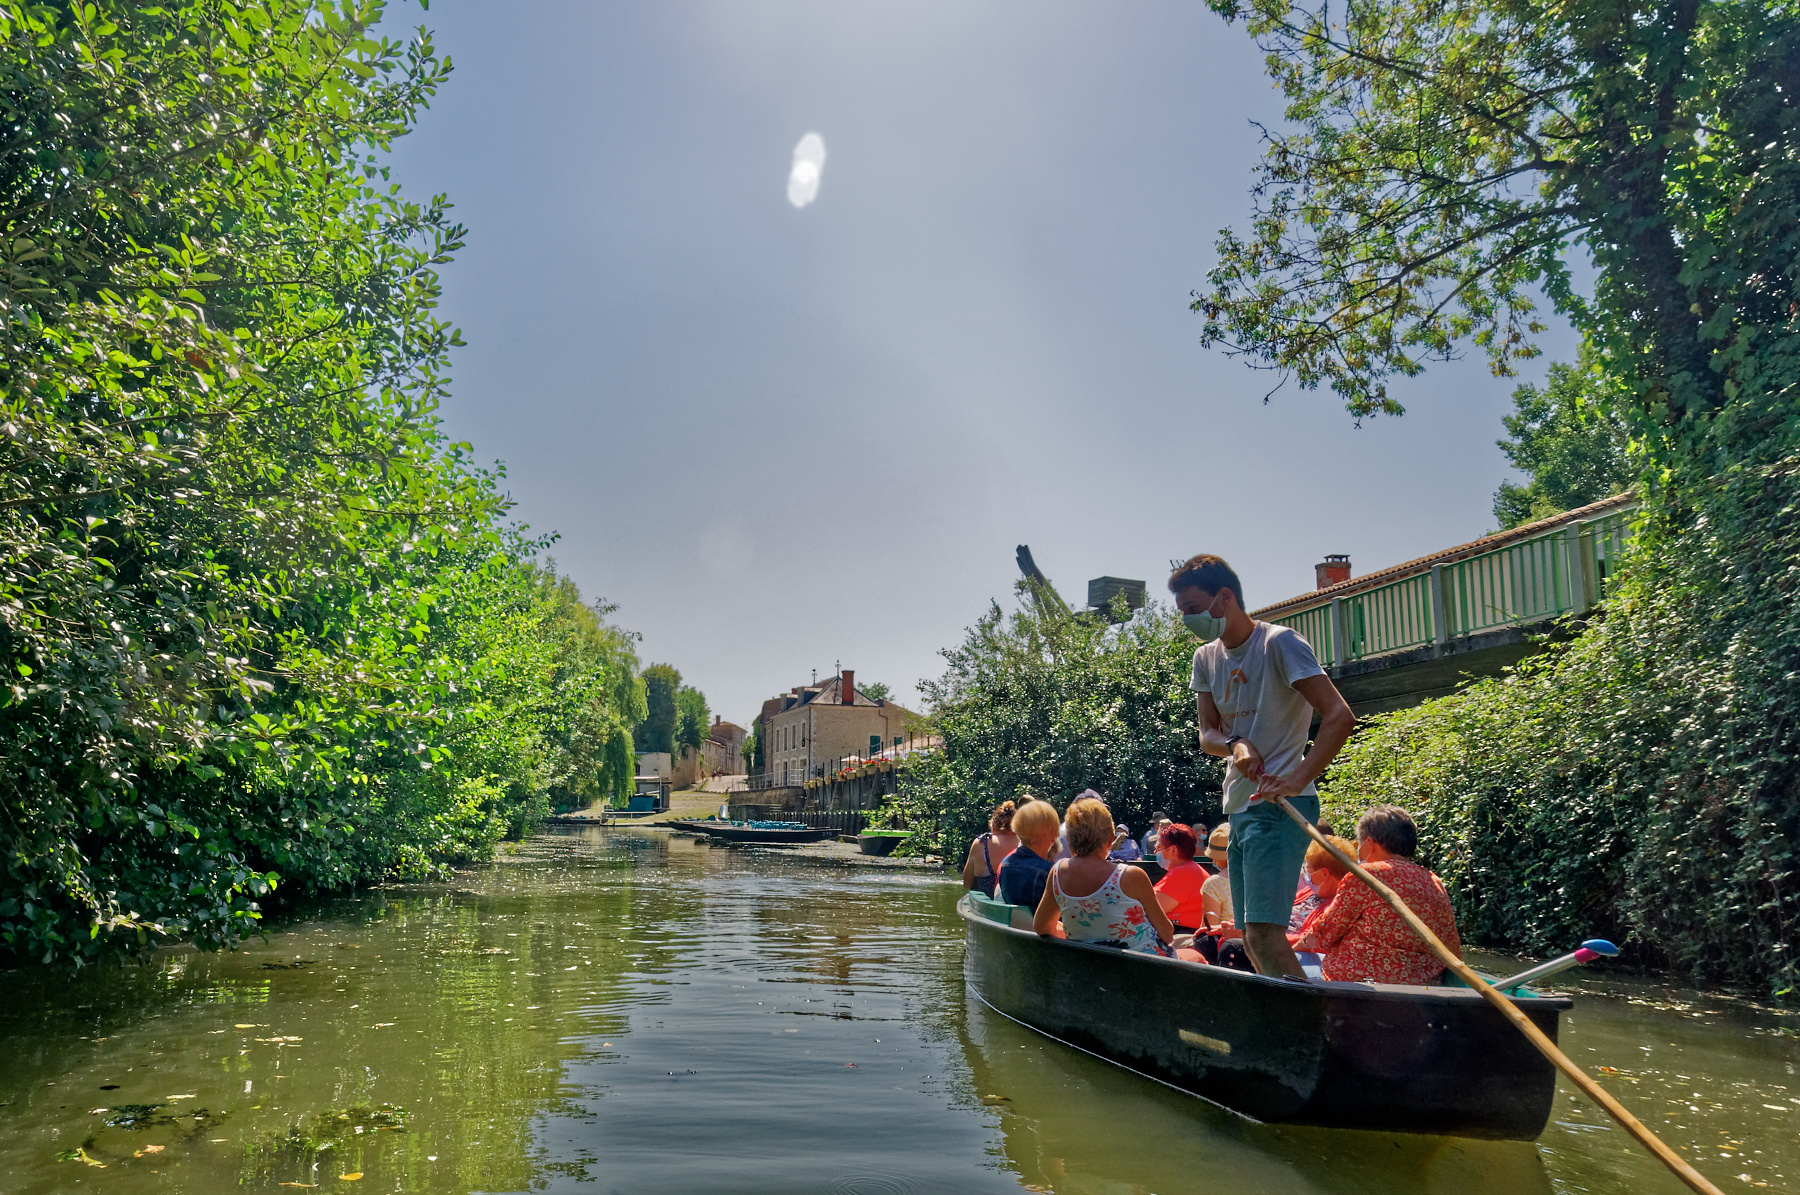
{"left": 1288, "top": 834, "right": 1355, "bottom": 941}
{"left": 1034, "top": 796, "right": 1175, "bottom": 955}
{"left": 997, "top": 799, "right": 1059, "bottom": 912}
{"left": 1200, "top": 823, "right": 1235, "bottom": 932}
{"left": 1140, "top": 814, "right": 1172, "bottom": 857}
{"left": 961, "top": 800, "right": 1020, "bottom": 897}
{"left": 1150, "top": 824, "right": 1206, "bottom": 932}
{"left": 1296, "top": 831, "right": 1353, "bottom": 935}
{"left": 1186, "top": 823, "right": 1253, "bottom": 971}
{"left": 1108, "top": 824, "right": 1142, "bottom": 862}
{"left": 1294, "top": 805, "right": 1461, "bottom": 985}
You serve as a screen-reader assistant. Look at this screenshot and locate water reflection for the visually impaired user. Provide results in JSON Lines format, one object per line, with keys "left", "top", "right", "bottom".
{"left": 957, "top": 994, "right": 1553, "bottom": 1195}
{"left": 0, "top": 826, "right": 1793, "bottom": 1194}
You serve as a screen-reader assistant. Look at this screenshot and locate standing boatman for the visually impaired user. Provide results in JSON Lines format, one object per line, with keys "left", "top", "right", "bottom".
{"left": 1168, "top": 555, "right": 1356, "bottom": 979}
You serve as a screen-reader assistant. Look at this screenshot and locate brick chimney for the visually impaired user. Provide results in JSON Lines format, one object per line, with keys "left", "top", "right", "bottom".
{"left": 1316, "top": 554, "right": 1351, "bottom": 589}
{"left": 841, "top": 669, "right": 855, "bottom": 705}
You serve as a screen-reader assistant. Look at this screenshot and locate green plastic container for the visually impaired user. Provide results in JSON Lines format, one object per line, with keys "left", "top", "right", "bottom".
{"left": 857, "top": 830, "right": 910, "bottom": 857}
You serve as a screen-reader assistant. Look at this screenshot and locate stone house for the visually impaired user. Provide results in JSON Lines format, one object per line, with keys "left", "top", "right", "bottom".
{"left": 759, "top": 670, "right": 920, "bottom": 787}
{"left": 702, "top": 717, "right": 747, "bottom": 776}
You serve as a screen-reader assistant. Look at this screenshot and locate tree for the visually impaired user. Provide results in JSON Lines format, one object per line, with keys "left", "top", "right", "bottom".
{"left": 0, "top": 0, "right": 651, "bottom": 965}
{"left": 1493, "top": 348, "right": 1632, "bottom": 528}
{"left": 674, "top": 686, "right": 709, "bottom": 758}
{"left": 879, "top": 592, "right": 1224, "bottom": 857}
{"left": 1194, "top": 0, "right": 1800, "bottom": 998}
{"left": 858, "top": 681, "right": 893, "bottom": 703}
{"left": 744, "top": 723, "right": 763, "bottom": 773}
{"left": 1196, "top": 0, "right": 1800, "bottom": 481}
{"left": 635, "top": 665, "right": 680, "bottom": 755}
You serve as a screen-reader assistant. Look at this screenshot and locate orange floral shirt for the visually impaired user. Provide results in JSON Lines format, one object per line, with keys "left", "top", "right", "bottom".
{"left": 1297, "top": 858, "right": 1461, "bottom": 985}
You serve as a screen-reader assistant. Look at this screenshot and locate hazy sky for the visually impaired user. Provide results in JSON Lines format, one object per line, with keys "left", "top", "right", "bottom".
{"left": 384, "top": 1, "right": 1577, "bottom": 727}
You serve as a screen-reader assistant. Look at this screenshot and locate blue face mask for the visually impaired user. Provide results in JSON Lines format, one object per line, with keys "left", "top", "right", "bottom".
{"left": 1182, "top": 611, "right": 1227, "bottom": 642}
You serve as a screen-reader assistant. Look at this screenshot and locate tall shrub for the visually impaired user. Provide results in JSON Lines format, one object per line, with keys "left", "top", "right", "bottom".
{"left": 881, "top": 597, "right": 1224, "bottom": 858}
{"left": 0, "top": 0, "right": 650, "bottom": 965}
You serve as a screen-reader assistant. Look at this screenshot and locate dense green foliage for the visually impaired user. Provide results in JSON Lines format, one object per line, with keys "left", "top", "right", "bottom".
{"left": 0, "top": 0, "right": 644, "bottom": 966}
{"left": 674, "top": 684, "right": 709, "bottom": 759}
{"left": 1196, "top": 0, "right": 1800, "bottom": 996}
{"left": 878, "top": 596, "right": 1223, "bottom": 858}
{"left": 743, "top": 723, "right": 762, "bottom": 772}
{"left": 1197, "top": 0, "right": 1800, "bottom": 485}
{"left": 1324, "top": 458, "right": 1800, "bottom": 998}
{"left": 635, "top": 664, "right": 679, "bottom": 755}
{"left": 1493, "top": 348, "right": 1633, "bottom": 528}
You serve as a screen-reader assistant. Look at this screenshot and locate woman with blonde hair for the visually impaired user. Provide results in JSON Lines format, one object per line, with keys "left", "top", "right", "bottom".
{"left": 1033, "top": 793, "right": 1175, "bottom": 955}
{"left": 961, "top": 799, "right": 1020, "bottom": 897}
{"left": 996, "top": 798, "right": 1059, "bottom": 912}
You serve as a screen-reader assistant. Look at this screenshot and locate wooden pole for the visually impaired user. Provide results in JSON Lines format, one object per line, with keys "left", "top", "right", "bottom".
{"left": 1273, "top": 796, "right": 1723, "bottom": 1195}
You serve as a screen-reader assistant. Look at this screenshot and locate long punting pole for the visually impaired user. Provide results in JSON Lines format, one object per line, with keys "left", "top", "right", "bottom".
{"left": 1271, "top": 796, "right": 1724, "bottom": 1195}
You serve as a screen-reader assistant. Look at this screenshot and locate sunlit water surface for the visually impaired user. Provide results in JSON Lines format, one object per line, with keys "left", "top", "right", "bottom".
{"left": 1, "top": 827, "right": 1796, "bottom": 1194}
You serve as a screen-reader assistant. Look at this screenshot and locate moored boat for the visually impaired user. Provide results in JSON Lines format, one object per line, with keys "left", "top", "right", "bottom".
{"left": 679, "top": 819, "right": 830, "bottom": 845}
{"left": 959, "top": 893, "right": 1571, "bottom": 1140}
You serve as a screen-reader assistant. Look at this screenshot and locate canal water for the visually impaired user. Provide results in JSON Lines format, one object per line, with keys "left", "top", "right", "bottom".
{"left": 2, "top": 827, "right": 1796, "bottom": 1194}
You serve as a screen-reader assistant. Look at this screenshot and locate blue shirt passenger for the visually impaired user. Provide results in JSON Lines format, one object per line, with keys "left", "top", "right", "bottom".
{"left": 997, "top": 844, "right": 1053, "bottom": 910}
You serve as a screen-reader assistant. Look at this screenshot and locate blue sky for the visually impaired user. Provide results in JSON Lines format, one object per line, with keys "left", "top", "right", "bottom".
{"left": 384, "top": 1, "right": 1577, "bottom": 726}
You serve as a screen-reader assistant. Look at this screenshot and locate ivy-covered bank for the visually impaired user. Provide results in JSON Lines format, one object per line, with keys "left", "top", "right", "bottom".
{"left": 0, "top": 1, "right": 645, "bottom": 966}
{"left": 1322, "top": 461, "right": 1800, "bottom": 1000}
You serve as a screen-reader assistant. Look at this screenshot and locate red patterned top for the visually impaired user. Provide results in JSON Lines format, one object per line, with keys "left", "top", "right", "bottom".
{"left": 1296, "top": 858, "right": 1461, "bottom": 985}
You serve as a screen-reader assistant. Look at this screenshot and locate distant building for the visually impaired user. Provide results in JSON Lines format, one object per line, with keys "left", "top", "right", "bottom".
{"left": 702, "top": 716, "right": 747, "bottom": 776}
{"left": 757, "top": 670, "right": 920, "bottom": 787}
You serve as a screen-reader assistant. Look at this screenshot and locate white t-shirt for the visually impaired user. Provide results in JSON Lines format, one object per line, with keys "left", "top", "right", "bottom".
{"left": 1189, "top": 622, "right": 1326, "bottom": 814}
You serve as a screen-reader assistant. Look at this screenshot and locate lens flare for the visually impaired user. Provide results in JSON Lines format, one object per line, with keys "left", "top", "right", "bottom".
{"left": 787, "top": 132, "right": 827, "bottom": 208}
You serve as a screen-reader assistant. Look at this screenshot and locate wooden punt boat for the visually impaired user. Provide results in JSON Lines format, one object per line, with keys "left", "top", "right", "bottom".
{"left": 680, "top": 820, "right": 830, "bottom": 845}
{"left": 959, "top": 893, "right": 1571, "bottom": 1140}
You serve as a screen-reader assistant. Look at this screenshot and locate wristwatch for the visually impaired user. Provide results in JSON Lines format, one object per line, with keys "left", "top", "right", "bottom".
{"left": 1225, "top": 735, "right": 1243, "bottom": 752}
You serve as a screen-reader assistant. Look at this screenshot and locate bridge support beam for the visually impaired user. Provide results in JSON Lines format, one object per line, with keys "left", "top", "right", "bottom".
{"left": 1429, "top": 564, "right": 1448, "bottom": 646}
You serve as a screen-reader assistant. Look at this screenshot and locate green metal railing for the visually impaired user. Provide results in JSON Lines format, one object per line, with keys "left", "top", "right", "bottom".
{"left": 1269, "top": 506, "right": 1634, "bottom": 667}
{"left": 1282, "top": 603, "right": 1335, "bottom": 663}
{"left": 1345, "top": 571, "right": 1436, "bottom": 660}
{"left": 1587, "top": 511, "right": 1629, "bottom": 595}
{"left": 1444, "top": 528, "right": 1571, "bottom": 636}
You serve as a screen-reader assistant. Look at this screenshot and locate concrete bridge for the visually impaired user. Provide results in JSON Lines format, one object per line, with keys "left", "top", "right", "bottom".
{"left": 1253, "top": 493, "right": 1635, "bottom": 718}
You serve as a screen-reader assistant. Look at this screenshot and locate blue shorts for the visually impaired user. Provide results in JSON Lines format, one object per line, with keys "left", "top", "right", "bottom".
{"left": 1227, "top": 796, "right": 1319, "bottom": 926}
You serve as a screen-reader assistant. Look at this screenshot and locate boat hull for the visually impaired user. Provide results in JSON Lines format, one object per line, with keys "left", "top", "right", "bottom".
{"left": 960, "top": 896, "right": 1567, "bottom": 1140}
{"left": 673, "top": 821, "right": 830, "bottom": 845}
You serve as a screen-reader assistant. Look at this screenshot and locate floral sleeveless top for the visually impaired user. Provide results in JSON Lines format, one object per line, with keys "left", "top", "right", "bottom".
{"left": 1051, "top": 864, "right": 1167, "bottom": 955}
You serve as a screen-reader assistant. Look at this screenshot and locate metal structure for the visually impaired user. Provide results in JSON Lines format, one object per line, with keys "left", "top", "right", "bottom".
{"left": 1264, "top": 506, "right": 1631, "bottom": 667}
{"left": 1015, "top": 544, "right": 1072, "bottom": 618}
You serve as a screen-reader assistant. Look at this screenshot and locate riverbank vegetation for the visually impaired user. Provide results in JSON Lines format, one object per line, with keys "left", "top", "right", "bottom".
{"left": 891, "top": 0, "right": 1800, "bottom": 999}
{"left": 0, "top": 0, "right": 645, "bottom": 966}
{"left": 1195, "top": 0, "right": 1800, "bottom": 997}
{"left": 877, "top": 602, "right": 1223, "bottom": 859}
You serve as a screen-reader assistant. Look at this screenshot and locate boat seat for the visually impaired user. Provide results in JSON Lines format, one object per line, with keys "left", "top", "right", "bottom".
{"left": 968, "top": 891, "right": 1030, "bottom": 926}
